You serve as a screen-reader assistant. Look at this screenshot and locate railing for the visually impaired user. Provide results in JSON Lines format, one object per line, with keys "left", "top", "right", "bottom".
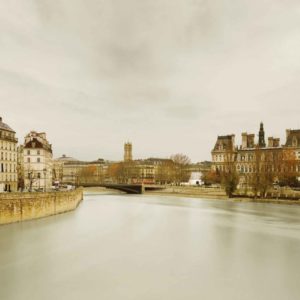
{"left": 0, "top": 136, "right": 18, "bottom": 143}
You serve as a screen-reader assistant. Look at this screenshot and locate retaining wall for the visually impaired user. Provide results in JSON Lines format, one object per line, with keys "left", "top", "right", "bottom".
{"left": 0, "top": 188, "right": 83, "bottom": 225}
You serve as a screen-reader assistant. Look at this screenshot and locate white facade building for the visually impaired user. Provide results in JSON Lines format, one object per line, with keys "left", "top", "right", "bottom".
{"left": 188, "top": 172, "right": 203, "bottom": 186}
{"left": 23, "top": 131, "right": 53, "bottom": 191}
{"left": 0, "top": 117, "right": 18, "bottom": 192}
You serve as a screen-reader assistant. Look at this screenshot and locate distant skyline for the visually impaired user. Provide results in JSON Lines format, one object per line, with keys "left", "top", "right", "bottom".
{"left": 1, "top": 1, "right": 300, "bottom": 162}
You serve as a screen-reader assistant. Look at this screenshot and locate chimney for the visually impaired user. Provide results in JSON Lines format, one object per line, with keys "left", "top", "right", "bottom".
{"left": 231, "top": 135, "right": 235, "bottom": 150}
{"left": 248, "top": 134, "right": 255, "bottom": 148}
{"left": 268, "top": 137, "right": 274, "bottom": 148}
{"left": 286, "top": 129, "right": 291, "bottom": 139}
{"left": 241, "top": 132, "right": 247, "bottom": 149}
{"left": 273, "top": 138, "right": 280, "bottom": 147}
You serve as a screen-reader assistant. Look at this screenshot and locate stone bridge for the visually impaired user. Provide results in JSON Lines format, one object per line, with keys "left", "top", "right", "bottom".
{"left": 82, "top": 183, "right": 166, "bottom": 194}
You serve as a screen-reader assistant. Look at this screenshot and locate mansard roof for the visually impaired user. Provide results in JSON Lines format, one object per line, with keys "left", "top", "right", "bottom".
{"left": 285, "top": 130, "right": 300, "bottom": 147}
{"left": 0, "top": 117, "right": 15, "bottom": 133}
{"left": 24, "top": 137, "right": 52, "bottom": 153}
{"left": 213, "top": 135, "right": 235, "bottom": 151}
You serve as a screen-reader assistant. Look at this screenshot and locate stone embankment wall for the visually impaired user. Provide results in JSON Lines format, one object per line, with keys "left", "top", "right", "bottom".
{"left": 147, "top": 186, "right": 227, "bottom": 199}
{"left": 0, "top": 188, "right": 83, "bottom": 225}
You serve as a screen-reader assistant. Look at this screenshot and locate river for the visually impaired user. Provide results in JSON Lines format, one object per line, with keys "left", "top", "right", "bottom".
{"left": 1, "top": 193, "right": 300, "bottom": 300}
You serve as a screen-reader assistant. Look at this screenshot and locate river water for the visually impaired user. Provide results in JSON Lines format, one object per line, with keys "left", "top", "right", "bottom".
{"left": 1, "top": 193, "right": 300, "bottom": 300}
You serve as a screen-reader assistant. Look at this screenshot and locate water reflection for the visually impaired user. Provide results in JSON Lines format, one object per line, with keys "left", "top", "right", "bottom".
{"left": 1, "top": 194, "right": 300, "bottom": 300}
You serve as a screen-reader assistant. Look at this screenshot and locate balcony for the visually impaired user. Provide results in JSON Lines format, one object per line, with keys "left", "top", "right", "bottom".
{"left": 1, "top": 136, "right": 18, "bottom": 143}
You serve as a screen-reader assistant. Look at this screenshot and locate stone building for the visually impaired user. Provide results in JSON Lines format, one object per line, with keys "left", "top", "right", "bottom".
{"left": 211, "top": 134, "right": 236, "bottom": 172}
{"left": 53, "top": 154, "right": 79, "bottom": 184}
{"left": 211, "top": 123, "right": 300, "bottom": 187}
{"left": 0, "top": 117, "right": 18, "bottom": 192}
{"left": 124, "top": 142, "right": 132, "bottom": 162}
{"left": 53, "top": 154, "right": 107, "bottom": 185}
{"left": 23, "top": 131, "right": 53, "bottom": 191}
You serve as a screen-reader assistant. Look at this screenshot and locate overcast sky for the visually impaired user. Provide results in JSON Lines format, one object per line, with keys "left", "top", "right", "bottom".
{"left": 1, "top": 0, "right": 300, "bottom": 162}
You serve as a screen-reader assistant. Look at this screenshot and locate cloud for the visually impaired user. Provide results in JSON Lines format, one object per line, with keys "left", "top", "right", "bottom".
{"left": 0, "top": 0, "right": 300, "bottom": 161}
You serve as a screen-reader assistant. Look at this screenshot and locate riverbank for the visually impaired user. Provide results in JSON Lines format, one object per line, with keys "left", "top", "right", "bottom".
{"left": 0, "top": 188, "right": 83, "bottom": 225}
{"left": 145, "top": 186, "right": 300, "bottom": 205}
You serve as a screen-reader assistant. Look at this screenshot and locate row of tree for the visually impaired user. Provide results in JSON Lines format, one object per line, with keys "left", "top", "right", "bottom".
{"left": 106, "top": 154, "right": 192, "bottom": 184}
{"left": 74, "top": 154, "right": 192, "bottom": 185}
{"left": 203, "top": 147, "right": 299, "bottom": 198}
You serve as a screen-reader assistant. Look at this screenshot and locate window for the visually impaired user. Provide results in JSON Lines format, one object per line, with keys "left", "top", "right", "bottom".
{"left": 27, "top": 158, "right": 30, "bottom": 163}
{"left": 37, "top": 158, "right": 40, "bottom": 163}
{"left": 27, "top": 150, "right": 30, "bottom": 155}
{"left": 37, "top": 150, "right": 40, "bottom": 155}
{"left": 37, "top": 173, "right": 41, "bottom": 179}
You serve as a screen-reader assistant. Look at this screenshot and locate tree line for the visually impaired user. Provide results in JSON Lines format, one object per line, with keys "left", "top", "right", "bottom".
{"left": 202, "top": 147, "right": 299, "bottom": 198}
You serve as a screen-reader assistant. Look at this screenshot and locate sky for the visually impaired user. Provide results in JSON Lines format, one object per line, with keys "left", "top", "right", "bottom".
{"left": 1, "top": 0, "right": 300, "bottom": 162}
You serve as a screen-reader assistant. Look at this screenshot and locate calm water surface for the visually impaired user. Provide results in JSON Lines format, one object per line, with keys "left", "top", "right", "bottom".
{"left": 1, "top": 193, "right": 300, "bottom": 300}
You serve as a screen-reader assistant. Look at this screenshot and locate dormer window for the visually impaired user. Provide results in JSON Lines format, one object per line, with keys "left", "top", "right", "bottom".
{"left": 292, "top": 136, "right": 298, "bottom": 147}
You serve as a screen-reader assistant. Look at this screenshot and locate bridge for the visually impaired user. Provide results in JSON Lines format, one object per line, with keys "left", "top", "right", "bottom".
{"left": 81, "top": 183, "right": 166, "bottom": 194}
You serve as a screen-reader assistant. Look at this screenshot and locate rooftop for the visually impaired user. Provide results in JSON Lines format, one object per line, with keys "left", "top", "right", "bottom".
{"left": 0, "top": 117, "right": 15, "bottom": 133}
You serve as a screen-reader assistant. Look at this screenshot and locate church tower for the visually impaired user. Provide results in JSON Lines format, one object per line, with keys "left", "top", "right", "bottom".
{"left": 124, "top": 142, "right": 132, "bottom": 162}
{"left": 258, "top": 122, "right": 266, "bottom": 148}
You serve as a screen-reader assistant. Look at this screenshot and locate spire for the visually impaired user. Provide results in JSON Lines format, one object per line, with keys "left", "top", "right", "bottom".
{"left": 258, "top": 122, "right": 266, "bottom": 147}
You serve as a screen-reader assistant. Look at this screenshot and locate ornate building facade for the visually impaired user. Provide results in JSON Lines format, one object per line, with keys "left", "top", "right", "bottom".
{"left": 23, "top": 131, "right": 53, "bottom": 191}
{"left": 0, "top": 117, "right": 18, "bottom": 192}
{"left": 211, "top": 123, "right": 300, "bottom": 187}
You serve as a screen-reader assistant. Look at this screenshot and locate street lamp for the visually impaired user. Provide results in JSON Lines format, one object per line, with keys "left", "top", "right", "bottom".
{"left": 43, "top": 168, "right": 47, "bottom": 192}
{"left": 29, "top": 171, "right": 33, "bottom": 192}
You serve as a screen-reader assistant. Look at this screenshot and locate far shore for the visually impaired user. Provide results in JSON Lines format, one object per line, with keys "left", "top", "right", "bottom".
{"left": 83, "top": 186, "right": 300, "bottom": 206}
{"left": 146, "top": 190, "right": 300, "bottom": 206}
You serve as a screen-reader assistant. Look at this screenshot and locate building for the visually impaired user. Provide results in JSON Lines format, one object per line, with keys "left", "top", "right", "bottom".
{"left": 23, "top": 131, "right": 53, "bottom": 191}
{"left": 53, "top": 154, "right": 108, "bottom": 185}
{"left": 0, "top": 117, "right": 18, "bottom": 192}
{"left": 124, "top": 142, "right": 132, "bottom": 162}
{"left": 53, "top": 154, "right": 79, "bottom": 184}
{"left": 211, "top": 134, "right": 236, "bottom": 172}
{"left": 211, "top": 123, "right": 300, "bottom": 188}
{"left": 188, "top": 172, "right": 203, "bottom": 186}
{"left": 109, "top": 157, "right": 176, "bottom": 184}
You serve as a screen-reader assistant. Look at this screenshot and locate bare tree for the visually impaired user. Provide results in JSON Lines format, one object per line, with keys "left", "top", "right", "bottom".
{"left": 201, "top": 170, "right": 221, "bottom": 186}
{"left": 278, "top": 148, "right": 299, "bottom": 187}
{"left": 170, "top": 153, "right": 191, "bottom": 184}
{"left": 77, "top": 165, "right": 105, "bottom": 185}
{"left": 248, "top": 147, "right": 298, "bottom": 198}
{"left": 155, "top": 160, "right": 176, "bottom": 184}
{"left": 220, "top": 149, "right": 238, "bottom": 198}
{"left": 107, "top": 161, "right": 137, "bottom": 183}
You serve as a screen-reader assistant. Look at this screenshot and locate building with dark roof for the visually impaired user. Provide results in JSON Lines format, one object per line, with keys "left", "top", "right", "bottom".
{"left": 285, "top": 129, "right": 300, "bottom": 148}
{"left": 211, "top": 123, "right": 300, "bottom": 188}
{"left": 23, "top": 131, "right": 53, "bottom": 191}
